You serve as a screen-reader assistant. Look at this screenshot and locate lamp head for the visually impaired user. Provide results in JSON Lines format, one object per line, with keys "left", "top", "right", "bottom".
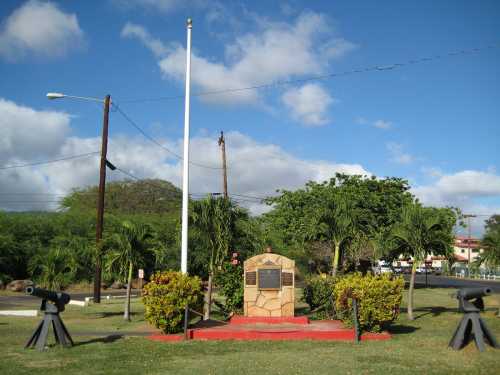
{"left": 46, "top": 92, "right": 65, "bottom": 100}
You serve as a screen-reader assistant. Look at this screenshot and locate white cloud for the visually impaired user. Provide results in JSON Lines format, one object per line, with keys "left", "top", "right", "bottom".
{"left": 121, "top": 23, "right": 169, "bottom": 57}
{"left": 0, "top": 99, "right": 369, "bottom": 213}
{"left": 322, "top": 38, "right": 357, "bottom": 60}
{"left": 412, "top": 170, "right": 500, "bottom": 235}
{"left": 421, "top": 166, "right": 443, "bottom": 178}
{"left": 112, "top": 0, "right": 199, "bottom": 13}
{"left": 386, "top": 142, "right": 414, "bottom": 164}
{"left": 357, "top": 117, "right": 392, "bottom": 130}
{"left": 413, "top": 171, "right": 500, "bottom": 203}
{"left": 0, "top": 0, "right": 84, "bottom": 61}
{"left": 0, "top": 98, "right": 71, "bottom": 162}
{"left": 282, "top": 83, "right": 334, "bottom": 126}
{"left": 373, "top": 120, "right": 392, "bottom": 130}
{"left": 123, "top": 11, "right": 356, "bottom": 106}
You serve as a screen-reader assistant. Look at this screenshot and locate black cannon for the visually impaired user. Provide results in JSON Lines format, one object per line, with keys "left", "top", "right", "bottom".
{"left": 25, "top": 286, "right": 74, "bottom": 351}
{"left": 449, "top": 287, "right": 498, "bottom": 352}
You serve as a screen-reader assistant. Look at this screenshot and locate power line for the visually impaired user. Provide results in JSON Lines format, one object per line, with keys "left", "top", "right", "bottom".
{"left": 0, "top": 201, "right": 62, "bottom": 204}
{"left": 231, "top": 193, "right": 270, "bottom": 200}
{"left": 112, "top": 104, "right": 223, "bottom": 170}
{"left": 117, "top": 43, "right": 500, "bottom": 104}
{"left": 0, "top": 152, "right": 99, "bottom": 170}
{"left": 112, "top": 165, "right": 268, "bottom": 205}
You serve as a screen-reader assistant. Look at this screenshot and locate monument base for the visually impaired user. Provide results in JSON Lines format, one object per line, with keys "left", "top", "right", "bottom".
{"left": 229, "top": 315, "right": 309, "bottom": 325}
{"left": 149, "top": 318, "right": 391, "bottom": 342}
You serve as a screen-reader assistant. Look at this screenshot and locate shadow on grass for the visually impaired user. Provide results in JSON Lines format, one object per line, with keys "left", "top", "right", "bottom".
{"left": 90, "top": 312, "right": 138, "bottom": 318}
{"left": 389, "top": 324, "right": 420, "bottom": 335}
{"left": 74, "top": 334, "right": 123, "bottom": 347}
{"left": 402, "top": 306, "right": 498, "bottom": 320}
{"left": 399, "top": 306, "right": 456, "bottom": 319}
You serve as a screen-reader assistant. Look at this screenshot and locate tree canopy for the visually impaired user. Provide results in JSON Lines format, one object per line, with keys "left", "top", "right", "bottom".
{"left": 262, "top": 173, "right": 415, "bottom": 272}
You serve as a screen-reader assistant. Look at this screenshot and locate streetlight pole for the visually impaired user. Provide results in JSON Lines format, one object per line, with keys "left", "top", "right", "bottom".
{"left": 47, "top": 92, "right": 110, "bottom": 303}
{"left": 94, "top": 95, "right": 111, "bottom": 303}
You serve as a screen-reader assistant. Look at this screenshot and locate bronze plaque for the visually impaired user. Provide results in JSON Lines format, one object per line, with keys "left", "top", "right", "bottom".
{"left": 282, "top": 272, "right": 293, "bottom": 286}
{"left": 258, "top": 267, "right": 281, "bottom": 290}
{"left": 245, "top": 271, "right": 256, "bottom": 286}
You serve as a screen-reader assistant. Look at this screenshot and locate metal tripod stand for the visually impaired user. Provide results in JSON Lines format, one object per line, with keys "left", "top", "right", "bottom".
{"left": 25, "top": 298, "right": 74, "bottom": 351}
{"left": 449, "top": 288, "right": 498, "bottom": 352}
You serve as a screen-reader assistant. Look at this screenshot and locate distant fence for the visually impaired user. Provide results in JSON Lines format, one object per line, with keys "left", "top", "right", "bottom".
{"left": 455, "top": 273, "right": 499, "bottom": 281}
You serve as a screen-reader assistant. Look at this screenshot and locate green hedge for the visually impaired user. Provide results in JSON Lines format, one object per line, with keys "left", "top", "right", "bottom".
{"left": 143, "top": 271, "right": 203, "bottom": 333}
{"left": 214, "top": 262, "right": 244, "bottom": 317}
{"left": 334, "top": 273, "right": 404, "bottom": 332}
{"left": 302, "top": 275, "right": 337, "bottom": 319}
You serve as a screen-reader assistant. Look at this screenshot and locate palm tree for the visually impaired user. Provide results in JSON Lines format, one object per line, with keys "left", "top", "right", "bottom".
{"left": 316, "top": 195, "right": 355, "bottom": 276}
{"left": 192, "top": 195, "right": 240, "bottom": 320}
{"left": 478, "top": 229, "right": 500, "bottom": 268}
{"left": 105, "top": 221, "right": 152, "bottom": 321}
{"left": 28, "top": 247, "right": 77, "bottom": 290}
{"left": 390, "top": 204, "right": 452, "bottom": 320}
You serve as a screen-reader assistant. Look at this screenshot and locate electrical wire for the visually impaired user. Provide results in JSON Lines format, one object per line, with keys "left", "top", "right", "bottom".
{"left": 0, "top": 152, "right": 99, "bottom": 170}
{"left": 112, "top": 104, "right": 223, "bottom": 170}
{"left": 117, "top": 43, "right": 500, "bottom": 104}
{"left": 112, "top": 165, "right": 268, "bottom": 205}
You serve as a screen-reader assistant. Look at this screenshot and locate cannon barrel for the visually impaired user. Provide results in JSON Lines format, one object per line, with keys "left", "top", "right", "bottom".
{"left": 456, "top": 287, "right": 492, "bottom": 300}
{"left": 25, "top": 286, "right": 70, "bottom": 305}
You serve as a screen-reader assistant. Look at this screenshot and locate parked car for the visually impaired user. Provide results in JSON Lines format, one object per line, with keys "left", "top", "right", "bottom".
{"left": 393, "top": 267, "right": 403, "bottom": 274}
{"left": 380, "top": 266, "right": 393, "bottom": 274}
{"left": 416, "top": 266, "right": 427, "bottom": 274}
{"left": 433, "top": 267, "right": 442, "bottom": 275}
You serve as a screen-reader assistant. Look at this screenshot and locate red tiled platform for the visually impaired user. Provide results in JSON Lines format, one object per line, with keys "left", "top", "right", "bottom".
{"left": 148, "top": 316, "right": 391, "bottom": 342}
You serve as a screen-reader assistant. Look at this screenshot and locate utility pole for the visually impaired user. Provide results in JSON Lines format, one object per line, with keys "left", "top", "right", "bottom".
{"left": 94, "top": 94, "right": 111, "bottom": 303}
{"left": 218, "top": 131, "right": 228, "bottom": 198}
{"left": 463, "top": 214, "right": 477, "bottom": 277}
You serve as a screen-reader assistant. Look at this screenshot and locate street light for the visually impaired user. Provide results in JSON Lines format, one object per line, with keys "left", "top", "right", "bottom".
{"left": 47, "top": 92, "right": 111, "bottom": 303}
{"left": 46, "top": 92, "right": 105, "bottom": 103}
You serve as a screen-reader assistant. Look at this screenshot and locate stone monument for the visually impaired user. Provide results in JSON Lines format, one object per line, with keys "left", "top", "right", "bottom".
{"left": 243, "top": 247, "right": 295, "bottom": 317}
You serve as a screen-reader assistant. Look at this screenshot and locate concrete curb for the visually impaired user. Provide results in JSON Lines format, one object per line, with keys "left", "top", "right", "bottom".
{"left": 0, "top": 310, "right": 38, "bottom": 317}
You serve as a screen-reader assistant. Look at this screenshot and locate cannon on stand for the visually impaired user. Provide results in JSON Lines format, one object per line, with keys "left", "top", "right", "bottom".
{"left": 449, "top": 287, "right": 498, "bottom": 352}
{"left": 25, "top": 286, "right": 74, "bottom": 351}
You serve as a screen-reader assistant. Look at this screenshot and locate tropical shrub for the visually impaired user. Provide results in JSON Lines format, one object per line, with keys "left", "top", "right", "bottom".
{"left": 214, "top": 261, "right": 244, "bottom": 317}
{"left": 334, "top": 273, "right": 404, "bottom": 332}
{"left": 143, "top": 271, "right": 203, "bottom": 333}
{"left": 28, "top": 247, "right": 77, "bottom": 290}
{"left": 302, "top": 274, "right": 337, "bottom": 319}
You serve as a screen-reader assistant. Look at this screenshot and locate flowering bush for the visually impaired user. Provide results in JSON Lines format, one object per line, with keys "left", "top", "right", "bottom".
{"left": 143, "top": 271, "right": 203, "bottom": 333}
{"left": 334, "top": 273, "right": 404, "bottom": 332}
{"left": 214, "top": 261, "right": 244, "bottom": 317}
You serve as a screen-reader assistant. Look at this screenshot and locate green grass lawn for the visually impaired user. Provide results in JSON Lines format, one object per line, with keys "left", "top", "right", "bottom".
{"left": 1, "top": 288, "right": 499, "bottom": 375}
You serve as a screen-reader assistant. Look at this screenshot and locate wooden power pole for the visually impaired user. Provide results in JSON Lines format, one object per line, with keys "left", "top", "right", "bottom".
{"left": 94, "top": 94, "right": 111, "bottom": 303}
{"left": 463, "top": 214, "right": 477, "bottom": 277}
{"left": 218, "top": 131, "right": 228, "bottom": 198}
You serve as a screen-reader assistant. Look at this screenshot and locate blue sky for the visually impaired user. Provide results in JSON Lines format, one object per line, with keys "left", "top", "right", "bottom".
{"left": 0, "top": 0, "right": 499, "bottom": 234}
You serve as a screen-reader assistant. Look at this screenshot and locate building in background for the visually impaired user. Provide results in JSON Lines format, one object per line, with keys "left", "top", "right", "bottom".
{"left": 389, "top": 236, "right": 483, "bottom": 272}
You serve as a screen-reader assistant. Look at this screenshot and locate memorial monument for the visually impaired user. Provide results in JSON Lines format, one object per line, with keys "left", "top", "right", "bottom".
{"left": 243, "top": 247, "right": 295, "bottom": 317}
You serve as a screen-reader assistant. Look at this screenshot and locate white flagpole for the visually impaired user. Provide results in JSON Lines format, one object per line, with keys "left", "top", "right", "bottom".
{"left": 181, "top": 18, "right": 192, "bottom": 275}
